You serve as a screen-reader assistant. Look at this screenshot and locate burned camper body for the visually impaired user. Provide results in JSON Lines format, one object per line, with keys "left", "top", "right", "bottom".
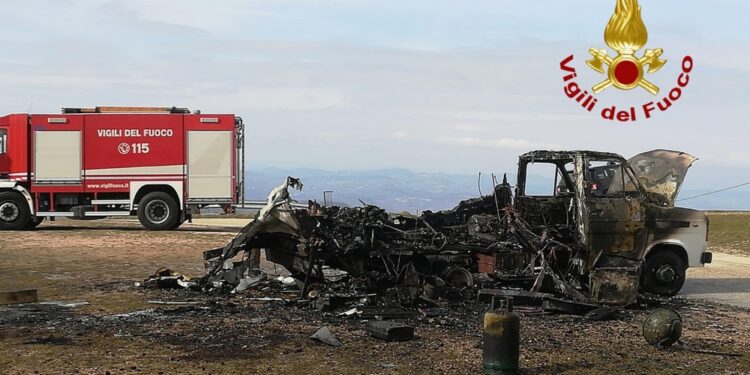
{"left": 202, "top": 177, "right": 517, "bottom": 299}
{"left": 199, "top": 149, "right": 710, "bottom": 307}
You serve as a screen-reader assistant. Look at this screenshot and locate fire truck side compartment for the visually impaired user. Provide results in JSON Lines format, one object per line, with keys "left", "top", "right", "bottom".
{"left": 0, "top": 108, "right": 244, "bottom": 229}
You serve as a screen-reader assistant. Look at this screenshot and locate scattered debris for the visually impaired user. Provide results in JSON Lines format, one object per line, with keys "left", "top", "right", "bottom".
{"left": 311, "top": 293, "right": 375, "bottom": 311}
{"left": 246, "top": 297, "right": 285, "bottom": 302}
{"left": 338, "top": 308, "right": 360, "bottom": 316}
{"left": 585, "top": 306, "right": 620, "bottom": 321}
{"left": 357, "top": 306, "right": 416, "bottom": 320}
{"left": 0, "top": 289, "right": 38, "bottom": 305}
{"left": 276, "top": 276, "right": 299, "bottom": 287}
{"left": 148, "top": 148, "right": 713, "bottom": 327}
{"left": 143, "top": 268, "right": 198, "bottom": 290}
{"left": 310, "top": 326, "right": 342, "bottom": 347}
{"left": 147, "top": 300, "right": 201, "bottom": 306}
{"left": 142, "top": 174, "right": 625, "bottom": 319}
{"left": 478, "top": 289, "right": 552, "bottom": 306}
{"left": 541, "top": 297, "right": 600, "bottom": 316}
{"left": 418, "top": 307, "right": 448, "bottom": 318}
{"left": 39, "top": 301, "right": 89, "bottom": 308}
{"left": 231, "top": 273, "right": 267, "bottom": 294}
{"left": 106, "top": 309, "right": 158, "bottom": 320}
{"left": 367, "top": 321, "right": 414, "bottom": 342}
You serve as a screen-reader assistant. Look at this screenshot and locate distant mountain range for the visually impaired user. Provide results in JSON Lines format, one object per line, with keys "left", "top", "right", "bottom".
{"left": 245, "top": 167, "right": 495, "bottom": 212}
{"left": 675, "top": 189, "right": 750, "bottom": 211}
{"left": 245, "top": 167, "right": 749, "bottom": 212}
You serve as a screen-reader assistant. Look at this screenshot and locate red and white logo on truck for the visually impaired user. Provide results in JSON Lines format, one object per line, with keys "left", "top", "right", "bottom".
{"left": 0, "top": 106, "right": 245, "bottom": 230}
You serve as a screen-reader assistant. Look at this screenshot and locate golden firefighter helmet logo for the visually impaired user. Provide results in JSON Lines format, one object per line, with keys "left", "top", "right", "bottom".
{"left": 586, "top": 0, "right": 667, "bottom": 95}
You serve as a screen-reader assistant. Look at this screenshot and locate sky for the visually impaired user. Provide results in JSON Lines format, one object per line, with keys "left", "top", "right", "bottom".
{"left": 0, "top": 0, "right": 747, "bottom": 192}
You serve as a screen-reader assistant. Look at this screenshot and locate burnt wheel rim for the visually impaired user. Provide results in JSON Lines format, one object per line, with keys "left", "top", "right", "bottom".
{"left": 655, "top": 264, "right": 677, "bottom": 283}
{"left": 145, "top": 200, "right": 170, "bottom": 225}
{"left": 0, "top": 201, "right": 20, "bottom": 222}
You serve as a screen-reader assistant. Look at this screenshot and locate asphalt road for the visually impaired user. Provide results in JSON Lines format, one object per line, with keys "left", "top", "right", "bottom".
{"left": 683, "top": 252, "right": 750, "bottom": 309}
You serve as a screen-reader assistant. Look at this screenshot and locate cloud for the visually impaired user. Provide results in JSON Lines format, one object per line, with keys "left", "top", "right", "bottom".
{"left": 435, "top": 110, "right": 595, "bottom": 122}
{"left": 700, "top": 152, "right": 750, "bottom": 168}
{"left": 389, "top": 131, "right": 409, "bottom": 140}
{"left": 436, "top": 136, "right": 558, "bottom": 151}
{"left": 196, "top": 87, "right": 352, "bottom": 111}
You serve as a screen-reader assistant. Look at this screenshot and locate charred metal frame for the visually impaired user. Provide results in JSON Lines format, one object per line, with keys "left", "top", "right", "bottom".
{"left": 195, "top": 149, "right": 710, "bottom": 307}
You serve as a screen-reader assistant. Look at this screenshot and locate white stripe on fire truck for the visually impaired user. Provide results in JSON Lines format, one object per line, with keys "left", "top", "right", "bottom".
{"left": 84, "top": 165, "right": 185, "bottom": 176}
{"left": 84, "top": 176, "right": 184, "bottom": 180}
{"left": 84, "top": 174, "right": 184, "bottom": 177}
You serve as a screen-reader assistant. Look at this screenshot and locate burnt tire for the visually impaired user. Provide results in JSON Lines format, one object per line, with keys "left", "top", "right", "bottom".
{"left": 642, "top": 250, "right": 686, "bottom": 297}
{"left": 137, "top": 192, "right": 180, "bottom": 231}
{"left": 0, "top": 191, "right": 31, "bottom": 230}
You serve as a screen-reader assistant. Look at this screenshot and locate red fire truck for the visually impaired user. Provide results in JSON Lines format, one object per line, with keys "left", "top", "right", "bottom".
{"left": 0, "top": 106, "right": 245, "bottom": 230}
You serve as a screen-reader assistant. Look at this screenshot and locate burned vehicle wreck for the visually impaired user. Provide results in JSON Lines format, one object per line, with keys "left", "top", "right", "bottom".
{"left": 516, "top": 149, "right": 711, "bottom": 300}
{"left": 197, "top": 149, "right": 710, "bottom": 308}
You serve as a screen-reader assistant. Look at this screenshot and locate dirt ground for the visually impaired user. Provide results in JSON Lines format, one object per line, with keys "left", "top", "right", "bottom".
{"left": 1, "top": 218, "right": 749, "bottom": 374}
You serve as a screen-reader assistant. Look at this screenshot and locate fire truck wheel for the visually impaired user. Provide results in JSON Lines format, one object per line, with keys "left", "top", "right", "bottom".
{"left": 24, "top": 217, "right": 45, "bottom": 230}
{"left": 0, "top": 191, "right": 32, "bottom": 230}
{"left": 641, "top": 250, "right": 686, "bottom": 297}
{"left": 137, "top": 192, "right": 180, "bottom": 231}
{"left": 170, "top": 219, "right": 185, "bottom": 230}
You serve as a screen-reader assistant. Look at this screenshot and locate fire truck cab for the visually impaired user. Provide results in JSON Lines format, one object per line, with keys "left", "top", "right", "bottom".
{"left": 0, "top": 106, "right": 245, "bottom": 230}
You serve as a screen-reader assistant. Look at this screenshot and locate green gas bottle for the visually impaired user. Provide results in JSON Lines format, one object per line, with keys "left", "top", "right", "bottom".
{"left": 482, "top": 297, "right": 520, "bottom": 375}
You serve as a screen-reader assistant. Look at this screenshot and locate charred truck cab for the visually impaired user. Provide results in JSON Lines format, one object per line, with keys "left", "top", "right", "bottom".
{"left": 0, "top": 107, "right": 245, "bottom": 231}
{"left": 515, "top": 150, "right": 711, "bottom": 298}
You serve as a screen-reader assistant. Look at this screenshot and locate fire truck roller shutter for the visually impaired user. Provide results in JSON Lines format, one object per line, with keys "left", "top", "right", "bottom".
{"left": 187, "top": 130, "right": 232, "bottom": 200}
{"left": 34, "top": 131, "right": 81, "bottom": 182}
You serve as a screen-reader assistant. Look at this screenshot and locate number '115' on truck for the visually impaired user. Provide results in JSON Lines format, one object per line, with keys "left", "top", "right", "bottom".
{"left": 0, "top": 106, "right": 245, "bottom": 230}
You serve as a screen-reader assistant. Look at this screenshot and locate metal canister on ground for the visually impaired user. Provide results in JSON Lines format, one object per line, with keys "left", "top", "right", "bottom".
{"left": 482, "top": 297, "right": 520, "bottom": 375}
{"left": 643, "top": 309, "right": 682, "bottom": 347}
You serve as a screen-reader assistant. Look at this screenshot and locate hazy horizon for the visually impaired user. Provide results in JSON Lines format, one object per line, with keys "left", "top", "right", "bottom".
{"left": 245, "top": 165, "right": 750, "bottom": 212}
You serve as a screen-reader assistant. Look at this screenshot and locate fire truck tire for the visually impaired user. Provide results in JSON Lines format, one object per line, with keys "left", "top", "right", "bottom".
{"left": 170, "top": 219, "right": 185, "bottom": 230}
{"left": 24, "top": 217, "right": 45, "bottom": 230}
{"left": 641, "top": 250, "right": 686, "bottom": 297}
{"left": 137, "top": 192, "right": 180, "bottom": 231}
{"left": 0, "top": 191, "right": 32, "bottom": 230}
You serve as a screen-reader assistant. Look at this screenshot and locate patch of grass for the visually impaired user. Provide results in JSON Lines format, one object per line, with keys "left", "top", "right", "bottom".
{"left": 707, "top": 211, "right": 750, "bottom": 256}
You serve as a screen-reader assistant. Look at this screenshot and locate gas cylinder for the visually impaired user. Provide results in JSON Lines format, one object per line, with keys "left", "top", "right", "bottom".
{"left": 482, "top": 297, "right": 520, "bottom": 375}
{"left": 643, "top": 309, "right": 682, "bottom": 347}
